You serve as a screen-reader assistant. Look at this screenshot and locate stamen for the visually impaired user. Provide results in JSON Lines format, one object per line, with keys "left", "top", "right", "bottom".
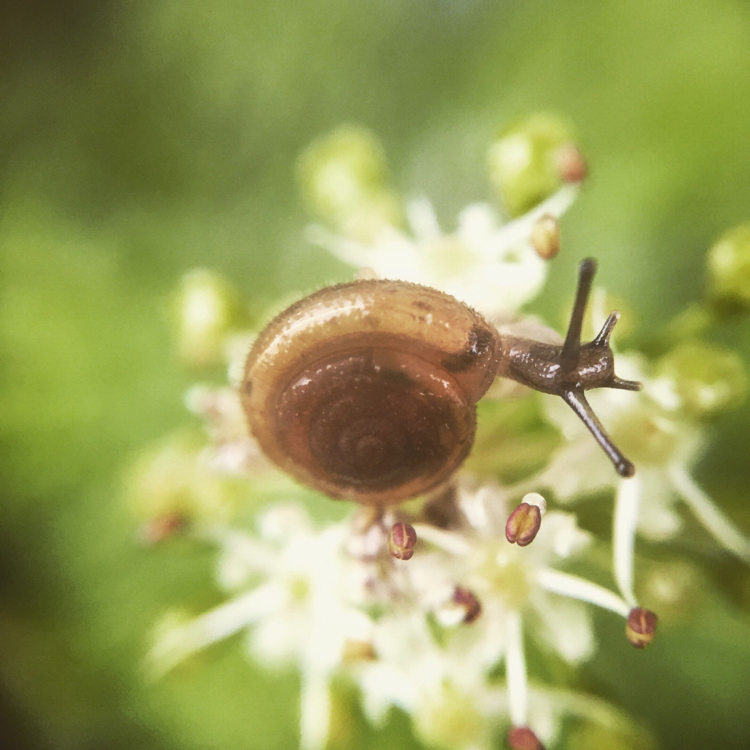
{"left": 452, "top": 586, "right": 483, "bottom": 624}
{"left": 625, "top": 607, "right": 658, "bottom": 649}
{"left": 508, "top": 726, "right": 545, "bottom": 750}
{"left": 388, "top": 522, "right": 417, "bottom": 560}
{"left": 506, "top": 502, "right": 542, "bottom": 546}
{"left": 489, "top": 184, "right": 579, "bottom": 253}
{"left": 530, "top": 214, "right": 560, "bottom": 260}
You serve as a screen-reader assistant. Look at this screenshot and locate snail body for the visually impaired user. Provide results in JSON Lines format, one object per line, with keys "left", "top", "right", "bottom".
{"left": 242, "top": 260, "right": 641, "bottom": 505}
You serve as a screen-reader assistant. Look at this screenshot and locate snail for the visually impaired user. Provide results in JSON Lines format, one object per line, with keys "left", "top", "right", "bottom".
{"left": 241, "top": 258, "right": 641, "bottom": 505}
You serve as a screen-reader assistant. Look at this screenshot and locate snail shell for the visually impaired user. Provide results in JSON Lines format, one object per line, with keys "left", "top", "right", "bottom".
{"left": 241, "top": 279, "right": 500, "bottom": 505}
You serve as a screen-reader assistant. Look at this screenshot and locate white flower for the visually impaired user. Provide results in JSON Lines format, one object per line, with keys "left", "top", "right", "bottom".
{"left": 148, "top": 503, "right": 375, "bottom": 750}
{"left": 348, "top": 484, "right": 635, "bottom": 747}
{"left": 147, "top": 484, "right": 640, "bottom": 749}
{"left": 309, "top": 185, "right": 578, "bottom": 318}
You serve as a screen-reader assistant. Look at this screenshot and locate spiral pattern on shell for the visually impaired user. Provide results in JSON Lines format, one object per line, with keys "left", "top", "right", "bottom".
{"left": 241, "top": 279, "right": 500, "bottom": 505}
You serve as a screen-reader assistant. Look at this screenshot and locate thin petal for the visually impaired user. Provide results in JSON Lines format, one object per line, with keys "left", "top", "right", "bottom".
{"left": 148, "top": 582, "right": 285, "bottom": 676}
{"left": 299, "top": 671, "right": 332, "bottom": 750}
{"left": 411, "top": 523, "right": 472, "bottom": 555}
{"left": 406, "top": 196, "right": 442, "bottom": 240}
{"left": 532, "top": 596, "right": 594, "bottom": 664}
{"left": 614, "top": 476, "right": 640, "bottom": 606}
{"left": 505, "top": 610, "right": 528, "bottom": 727}
{"left": 535, "top": 569, "right": 630, "bottom": 618}
{"left": 669, "top": 465, "right": 750, "bottom": 562}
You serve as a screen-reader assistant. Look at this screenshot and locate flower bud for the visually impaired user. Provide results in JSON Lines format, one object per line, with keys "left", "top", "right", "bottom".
{"left": 530, "top": 214, "right": 560, "bottom": 260}
{"left": 487, "top": 113, "right": 580, "bottom": 217}
{"left": 707, "top": 223, "right": 750, "bottom": 307}
{"left": 388, "top": 522, "right": 417, "bottom": 560}
{"left": 626, "top": 607, "right": 658, "bottom": 648}
{"left": 173, "top": 269, "right": 245, "bottom": 368}
{"left": 656, "top": 342, "right": 746, "bottom": 418}
{"left": 508, "top": 726, "right": 545, "bottom": 750}
{"left": 505, "top": 502, "right": 542, "bottom": 547}
{"left": 125, "top": 432, "right": 243, "bottom": 527}
{"left": 297, "top": 124, "right": 401, "bottom": 238}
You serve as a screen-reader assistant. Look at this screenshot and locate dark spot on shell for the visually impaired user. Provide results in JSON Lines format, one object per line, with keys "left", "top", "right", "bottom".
{"left": 242, "top": 379, "right": 253, "bottom": 396}
{"left": 413, "top": 300, "right": 432, "bottom": 311}
{"left": 442, "top": 326, "right": 494, "bottom": 372}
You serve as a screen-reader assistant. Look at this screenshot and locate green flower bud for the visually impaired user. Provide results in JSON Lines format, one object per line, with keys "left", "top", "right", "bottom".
{"left": 173, "top": 269, "right": 245, "bottom": 368}
{"left": 656, "top": 342, "right": 746, "bottom": 418}
{"left": 487, "top": 113, "right": 583, "bottom": 217}
{"left": 124, "top": 431, "right": 243, "bottom": 527}
{"left": 297, "top": 124, "right": 401, "bottom": 239}
{"left": 707, "top": 223, "right": 750, "bottom": 307}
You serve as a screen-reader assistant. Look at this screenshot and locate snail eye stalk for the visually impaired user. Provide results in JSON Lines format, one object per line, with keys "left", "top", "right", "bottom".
{"left": 556, "top": 258, "right": 642, "bottom": 478}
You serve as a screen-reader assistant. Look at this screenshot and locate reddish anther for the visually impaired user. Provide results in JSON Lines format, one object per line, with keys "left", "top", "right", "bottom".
{"left": 388, "top": 522, "right": 417, "bottom": 560}
{"left": 505, "top": 502, "right": 542, "bottom": 547}
{"left": 508, "top": 726, "right": 545, "bottom": 750}
{"left": 626, "top": 607, "right": 658, "bottom": 648}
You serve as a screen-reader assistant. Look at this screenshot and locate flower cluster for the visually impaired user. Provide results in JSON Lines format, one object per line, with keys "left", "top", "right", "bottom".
{"left": 133, "top": 118, "right": 750, "bottom": 749}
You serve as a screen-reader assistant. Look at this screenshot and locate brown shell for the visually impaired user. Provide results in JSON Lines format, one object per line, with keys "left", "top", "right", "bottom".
{"left": 241, "top": 279, "right": 500, "bottom": 505}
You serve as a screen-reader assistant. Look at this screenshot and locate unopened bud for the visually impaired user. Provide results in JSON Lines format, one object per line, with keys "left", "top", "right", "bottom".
{"left": 555, "top": 142, "right": 588, "bottom": 183}
{"left": 530, "top": 214, "right": 561, "bottom": 260}
{"left": 707, "top": 223, "right": 750, "bottom": 307}
{"left": 173, "top": 269, "right": 244, "bottom": 367}
{"left": 388, "top": 522, "right": 417, "bottom": 560}
{"left": 505, "top": 502, "right": 542, "bottom": 547}
{"left": 452, "top": 586, "right": 482, "bottom": 624}
{"left": 626, "top": 607, "right": 658, "bottom": 648}
{"left": 656, "top": 342, "right": 746, "bottom": 418}
{"left": 487, "top": 113, "right": 579, "bottom": 216}
{"left": 297, "top": 124, "right": 401, "bottom": 238}
{"left": 508, "top": 726, "right": 545, "bottom": 750}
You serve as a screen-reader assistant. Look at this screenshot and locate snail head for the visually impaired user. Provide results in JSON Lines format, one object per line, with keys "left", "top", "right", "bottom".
{"left": 551, "top": 258, "right": 642, "bottom": 477}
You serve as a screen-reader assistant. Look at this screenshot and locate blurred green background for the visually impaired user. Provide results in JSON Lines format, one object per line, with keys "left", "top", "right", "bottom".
{"left": 2, "top": 0, "right": 750, "bottom": 748}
